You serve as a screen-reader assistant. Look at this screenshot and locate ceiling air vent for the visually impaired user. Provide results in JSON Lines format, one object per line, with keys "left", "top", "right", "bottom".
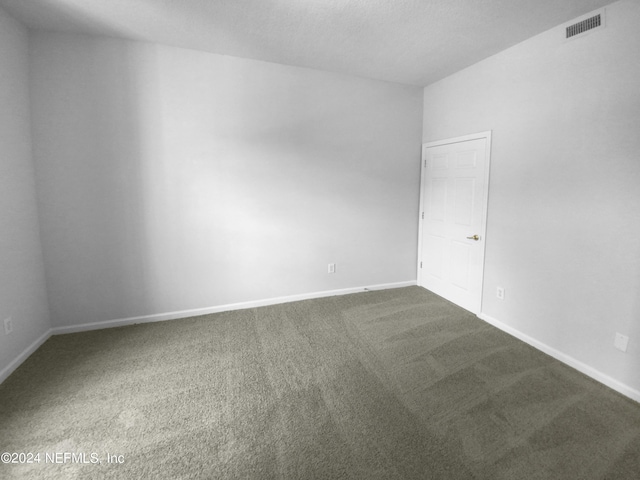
{"left": 566, "top": 12, "right": 603, "bottom": 39}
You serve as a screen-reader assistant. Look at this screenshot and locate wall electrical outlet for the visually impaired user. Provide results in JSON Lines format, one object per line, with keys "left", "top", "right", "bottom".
{"left": 328, "top": 263, "right": 336, "bottom": 274}
{"left": 4, "top": 317, "right": 13, "bottom": 335}
{"left": 614, "top": 333, "right": 629, "bottom": 352}
{"left": 496, "top": 287, "right": 505, "bottom": 300}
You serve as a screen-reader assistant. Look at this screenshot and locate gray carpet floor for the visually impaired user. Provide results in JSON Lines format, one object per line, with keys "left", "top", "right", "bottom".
{"left": 1, "top": 286, "right": 639, "bottom": 479}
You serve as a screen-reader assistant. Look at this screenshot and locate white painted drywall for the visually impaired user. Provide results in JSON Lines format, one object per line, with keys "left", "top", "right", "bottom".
{"left": 29, "top": 33, "right": 423, "bottom": 327}
{"left": 0, "top": 7, "right": 50, "bottom": 375}
{"left": 423, "top": 0, "right": 640, "bottom": 393}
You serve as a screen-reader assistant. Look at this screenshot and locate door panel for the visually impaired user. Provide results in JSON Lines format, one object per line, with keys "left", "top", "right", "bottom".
{"left": 429, "top": 178, "right": 447, "bottom": 221}
{"left": 450, "top": 240, "right": 470, "bottom": 290}
{"left": 453, "top": 178, "right": 475, "bottom": 226}
{"left": 418, "top": 134, "right": 490, "bottom": 313}
{"left": 423, "top": 234, "right": 445, "bottom": 279}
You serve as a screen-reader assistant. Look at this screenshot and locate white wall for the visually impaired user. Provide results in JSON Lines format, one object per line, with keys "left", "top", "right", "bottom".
{"left": 423, "top": 0, "right": 640, "bottom": 395}
{"left": 29, "top": 33, "right": 423, "bottom": 328}
{"left": 0, "top": 7, "right": 51, "bottom": 378}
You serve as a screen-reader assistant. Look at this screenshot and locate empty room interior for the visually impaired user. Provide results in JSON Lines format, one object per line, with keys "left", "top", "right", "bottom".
{"left": 1, "top": 0, "right": 639, "bottom": 478}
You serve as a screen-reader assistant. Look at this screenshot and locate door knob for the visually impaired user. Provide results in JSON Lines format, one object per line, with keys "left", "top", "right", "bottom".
{"left": 466, "top": 235, "right": 480, "bottom": 241}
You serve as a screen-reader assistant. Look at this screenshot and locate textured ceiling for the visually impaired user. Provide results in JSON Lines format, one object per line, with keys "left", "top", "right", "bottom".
{"left": 0, "top": 0, "right": 615, "bottom": 86}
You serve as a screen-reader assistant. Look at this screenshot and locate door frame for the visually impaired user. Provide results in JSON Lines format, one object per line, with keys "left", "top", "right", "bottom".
{"left": 417, "top": 131, "right": 492, "bottom": 314}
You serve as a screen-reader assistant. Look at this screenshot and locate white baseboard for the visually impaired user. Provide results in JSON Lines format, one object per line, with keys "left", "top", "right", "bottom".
{"left": 478, "top": 312, "right": 640, "bottom": 404}
{"left": 0, "top": 329, "right": 52, "bottom": 384}
{"left": 51, "top": 280, "right": 417, "bottom": 335}
{"left": 5, "top": 286, "right": 637, "bottom": 406}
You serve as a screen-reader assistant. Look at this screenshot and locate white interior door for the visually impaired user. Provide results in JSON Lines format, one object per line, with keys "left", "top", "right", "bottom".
{"left": 417, "top": 132, "right": 491, "bottom": 313}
